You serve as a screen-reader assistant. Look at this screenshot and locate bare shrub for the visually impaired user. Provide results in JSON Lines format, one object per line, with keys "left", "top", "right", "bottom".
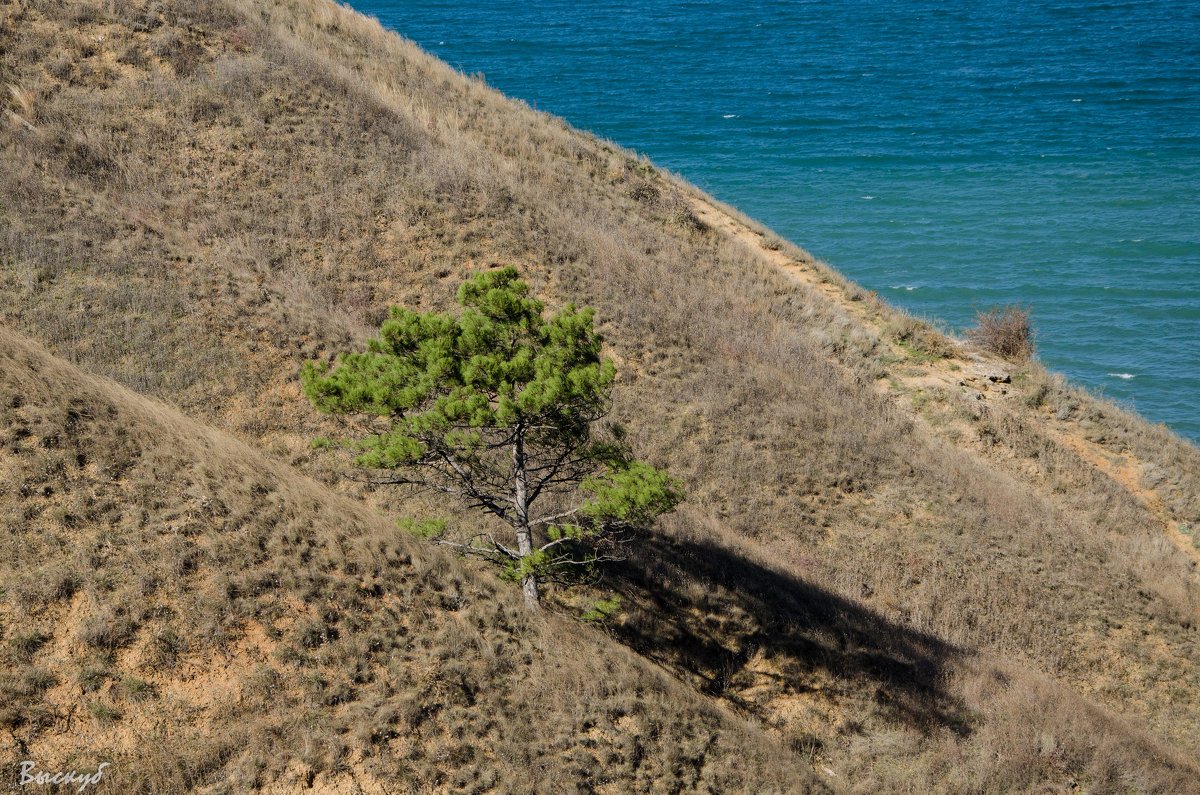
{"left": 967, "top": 305, "right": 1035, "bottom": 360}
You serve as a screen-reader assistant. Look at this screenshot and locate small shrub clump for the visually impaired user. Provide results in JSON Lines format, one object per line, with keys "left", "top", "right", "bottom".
{"left": 968, "top": 305, "right": 1035, "bottom": 361}
{"left": 888, "top": 315, "right": 955, "bottom": 360}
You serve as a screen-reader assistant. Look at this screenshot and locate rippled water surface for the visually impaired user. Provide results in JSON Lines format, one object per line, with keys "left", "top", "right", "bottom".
{"left": 350, "top": 0, "right": 1200, "bottom": 440}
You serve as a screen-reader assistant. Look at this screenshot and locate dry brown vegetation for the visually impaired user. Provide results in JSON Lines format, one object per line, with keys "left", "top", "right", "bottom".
{"left": 0, "top": 329, "right": 818, "bottom": 793}
{"left": 967, "top": 306, "right": 1036, "bottom": 361}
{"left": 1, "top": 0, "right": 1199, "bottom": 791}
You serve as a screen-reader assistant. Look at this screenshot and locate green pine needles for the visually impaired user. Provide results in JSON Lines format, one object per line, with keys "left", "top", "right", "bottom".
{"left": 302, "top": 267, "right": 682, "bottom": 609}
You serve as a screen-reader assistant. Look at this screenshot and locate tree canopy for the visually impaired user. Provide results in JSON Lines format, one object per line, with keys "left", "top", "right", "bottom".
{"left": 302, "top": 267, "right": 682, "bottom": 608}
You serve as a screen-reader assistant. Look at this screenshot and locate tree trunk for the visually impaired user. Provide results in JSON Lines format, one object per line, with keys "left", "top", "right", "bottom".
{"left": 513, "top": 428, "right": 540, "bottom": 610}
{"left": 520, "top": 570, "right": 539, "bottom": 610}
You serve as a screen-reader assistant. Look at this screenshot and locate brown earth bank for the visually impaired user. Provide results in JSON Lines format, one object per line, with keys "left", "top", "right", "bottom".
{"left": 1, "top": 0, "right": 1199, "bottom": 792}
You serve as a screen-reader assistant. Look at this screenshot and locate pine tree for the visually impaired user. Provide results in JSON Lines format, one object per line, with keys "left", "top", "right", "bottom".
{"left": 302, "top": 267, "right": 682, "bottom": 609}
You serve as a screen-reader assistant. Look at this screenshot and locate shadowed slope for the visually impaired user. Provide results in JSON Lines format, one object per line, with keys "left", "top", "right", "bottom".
{"left": 600, "top": 513, "right": 1200, "bottom": 792}
{"left": 614, "top": 534, "right": 969, "bottom": 736}
{"left": 605, "top": 518, "right": 1200, "bottom": 793}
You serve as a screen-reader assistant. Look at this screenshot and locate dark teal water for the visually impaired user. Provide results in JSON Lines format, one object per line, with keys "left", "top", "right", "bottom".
{"left": 350, "top": 1, "right": 1200, "bottom": 441}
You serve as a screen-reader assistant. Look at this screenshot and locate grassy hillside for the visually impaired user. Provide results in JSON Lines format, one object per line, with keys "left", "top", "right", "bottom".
{"left": 0, "top": 327, "right": 819, "bottom": 793}
{"left": 2, "top": 0, "right": 1199, "bottom": 791}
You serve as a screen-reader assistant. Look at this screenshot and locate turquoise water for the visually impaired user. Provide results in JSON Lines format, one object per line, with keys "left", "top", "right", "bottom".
{"left": 350, "top": 1, "right": 1200, "bottom": 441}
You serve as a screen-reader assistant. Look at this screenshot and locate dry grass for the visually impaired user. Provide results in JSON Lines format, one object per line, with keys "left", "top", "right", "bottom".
{"left": 0, "top": 329, "right": 817, "bottom": 793}
{"left": 885, "top": 313, "right": 958, "bottom": 361}
{"left": 1, "top": 0, "right": 1199, "bottom": 791}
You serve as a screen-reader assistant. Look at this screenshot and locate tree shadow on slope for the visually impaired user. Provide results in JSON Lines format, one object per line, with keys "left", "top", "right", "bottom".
{"left": 607, "top": 533, "right": 972, "bottom": 738}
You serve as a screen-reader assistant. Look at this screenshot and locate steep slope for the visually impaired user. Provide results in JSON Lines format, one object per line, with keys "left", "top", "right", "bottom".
{"left": 2, "top": 0, "right": 1199, "bottom": 791}
{"left": 0, "top": 327, "right": 820, "bottom": 793}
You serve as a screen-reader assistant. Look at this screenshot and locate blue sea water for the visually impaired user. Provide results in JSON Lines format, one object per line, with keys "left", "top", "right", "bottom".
{"left": 350, "top": 1, "right": 1200, "bottom": 441}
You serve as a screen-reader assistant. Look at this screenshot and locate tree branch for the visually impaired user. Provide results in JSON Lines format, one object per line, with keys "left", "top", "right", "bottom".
{"left": 529, "top": 507, "right": 583, "bottom": 528}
